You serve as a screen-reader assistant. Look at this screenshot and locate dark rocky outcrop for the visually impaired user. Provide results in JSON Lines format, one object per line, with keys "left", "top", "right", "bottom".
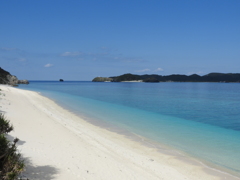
{"left": 59, "top": 79, "right": 64, "bottom": 82}
{"left": 93, "top": 73, "right": 240, "bottom": 83}
{"left": 0, "top": 67, "right": 10, "bottom": 84}
{"left": 0, "top": 67, "right": 29, "bottom": 86}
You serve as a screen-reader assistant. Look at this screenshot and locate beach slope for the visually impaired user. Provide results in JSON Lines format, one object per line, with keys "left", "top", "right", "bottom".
{"left": 0, "top": 85, "right": 237, "bottom": 180}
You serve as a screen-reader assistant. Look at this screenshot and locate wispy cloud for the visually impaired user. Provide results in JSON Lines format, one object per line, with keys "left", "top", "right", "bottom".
{"left": 1, "top": 56, "right": 27, "bottom": 62}
{"left": 135, "top": 68, "right": 151, "bottom": 72}
{"left": 155, "top": 68, "right": 163, "bottom": 72}
{"left": 60, "top": 50, "right": 144, "bottom": 63}
{"left": 61, "top": 51, "right": 83, "bottom": 57}
{"left": 0, "top": 47, "right": 31, "bottom": 64}
{"left": 44, "top": 63, "right": 53, "bottom": 68}
{"left": 0, "top": 47, "right": 57, "bottom": 59}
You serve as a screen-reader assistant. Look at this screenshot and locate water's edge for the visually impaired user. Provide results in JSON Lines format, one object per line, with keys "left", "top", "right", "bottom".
{"left": 17, "top": 82, "right": 240, "bottom": 178}
{"left": 35, "top": 89, "right": 240, "bottom": 179}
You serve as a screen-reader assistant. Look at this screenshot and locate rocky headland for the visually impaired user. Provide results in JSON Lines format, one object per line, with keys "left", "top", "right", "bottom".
{"left": 0, "top": 67, "right": 29, "bottom": 86}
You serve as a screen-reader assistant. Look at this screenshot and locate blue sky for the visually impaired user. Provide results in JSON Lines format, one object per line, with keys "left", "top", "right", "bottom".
{"left": 1, "top": 0, "right": 239, "bottom": 80}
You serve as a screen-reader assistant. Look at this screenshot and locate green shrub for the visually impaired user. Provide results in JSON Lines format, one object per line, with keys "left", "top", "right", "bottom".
{"left": 0, "top": 113, "right": 24, "bottom": 180}
{"left": 0, "top": 114, "right": 13, "bottom": 134}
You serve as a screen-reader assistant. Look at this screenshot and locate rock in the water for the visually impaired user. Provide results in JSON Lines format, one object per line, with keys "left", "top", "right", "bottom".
{"left": 18, "top": 80, "right": 29, "bottom": 84}
{"left": 59, "top": 79, "right": 64, "bottom": 82}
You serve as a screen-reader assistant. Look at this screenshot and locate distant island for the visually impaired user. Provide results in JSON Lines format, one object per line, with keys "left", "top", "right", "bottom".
{"left": 92, "top": 73, "right": 240, "bottom": 83}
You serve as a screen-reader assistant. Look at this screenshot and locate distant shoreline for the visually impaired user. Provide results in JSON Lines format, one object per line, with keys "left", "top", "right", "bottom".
{"left": 92, "top": 73, "right": 240, "bottom": 83}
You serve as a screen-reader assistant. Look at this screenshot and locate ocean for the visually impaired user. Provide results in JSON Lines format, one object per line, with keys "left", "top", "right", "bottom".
{"left": 18, "top": 81, "right": 240, "bottom": 177}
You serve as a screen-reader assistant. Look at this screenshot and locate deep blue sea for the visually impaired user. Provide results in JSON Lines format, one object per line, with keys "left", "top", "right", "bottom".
{"left": 18, "top": 81, "right": 240, "bottom": 176}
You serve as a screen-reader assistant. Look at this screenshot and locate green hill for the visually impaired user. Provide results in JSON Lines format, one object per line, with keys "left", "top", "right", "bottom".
{"left": 92, "top": 73, "right": 240, "bottom": 83}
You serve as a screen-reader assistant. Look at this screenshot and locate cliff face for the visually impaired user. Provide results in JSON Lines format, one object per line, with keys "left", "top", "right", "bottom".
{"left": 0, "top": 67, "right": 15, "bottom": 85}
{"left": 0, "top": 67, "right": 29, "bottom": 86}
{"left": 6, "top": 75, "right": 18, "bottom": 85}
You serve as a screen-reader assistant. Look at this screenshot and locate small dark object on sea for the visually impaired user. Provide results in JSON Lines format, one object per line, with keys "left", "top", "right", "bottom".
{"left": 59, "top": 79, "right": 64, "bottom": 82}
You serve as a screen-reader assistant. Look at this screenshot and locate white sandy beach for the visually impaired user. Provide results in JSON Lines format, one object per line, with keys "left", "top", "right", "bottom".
{"left": 0, "top": 85, "right": 238, "bottom": 180}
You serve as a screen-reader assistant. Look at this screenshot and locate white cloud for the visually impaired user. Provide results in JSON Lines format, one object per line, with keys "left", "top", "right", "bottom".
{"left": 155, "top": 68, "right": 163, "bottom": 71}
{"left": 44, "top": 63, "right": 53, "bottom": 68}
{"left": 135, "top": 68, "right": 151, "bottom": 72}
{"left": 61, "top": 51, "right": 82, "bottom": 57}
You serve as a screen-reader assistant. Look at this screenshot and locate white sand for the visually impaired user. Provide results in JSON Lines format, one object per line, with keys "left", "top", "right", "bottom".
{"left": 0, "top": 85, "right": 238, "bottom": 180}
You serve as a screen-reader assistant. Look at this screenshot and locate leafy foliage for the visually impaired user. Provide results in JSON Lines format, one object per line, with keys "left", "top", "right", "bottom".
{"left": 0, "top": 113, "right": 24, "bottom": 180}
{"left": 0, "top": 114, "right": 13, "bottom": 134}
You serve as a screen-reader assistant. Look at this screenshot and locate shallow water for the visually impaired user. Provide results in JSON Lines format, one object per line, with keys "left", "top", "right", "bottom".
{"left": 18, "top": 81, "right": 240, "bottom": 176}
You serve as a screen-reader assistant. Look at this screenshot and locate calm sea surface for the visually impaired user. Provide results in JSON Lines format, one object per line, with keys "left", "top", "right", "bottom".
{"left": 18, "top": 81, "right": 240, "bottom": 176}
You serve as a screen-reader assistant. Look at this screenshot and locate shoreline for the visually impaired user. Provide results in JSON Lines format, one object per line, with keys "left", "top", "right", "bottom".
{"left": 0, "top": 85, "right": 239, "bottom": 180}
{"left": 59, "top": 105, "right": 240, "bottom": 179}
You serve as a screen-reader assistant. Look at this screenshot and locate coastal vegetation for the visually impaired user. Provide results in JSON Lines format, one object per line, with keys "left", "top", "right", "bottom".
{"left": 0, "top": 113, "right": 24, "bottom": 180}
{"left": 92, "top": 73, "right": 240, "bottom": 83}
{"left": 92, "top": 77, "right": 113, "bottom": 82}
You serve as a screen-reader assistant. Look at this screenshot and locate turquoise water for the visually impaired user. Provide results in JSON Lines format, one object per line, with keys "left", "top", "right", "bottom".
{"left": 18, "top": 81, "right": 240, "bottom": 176}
